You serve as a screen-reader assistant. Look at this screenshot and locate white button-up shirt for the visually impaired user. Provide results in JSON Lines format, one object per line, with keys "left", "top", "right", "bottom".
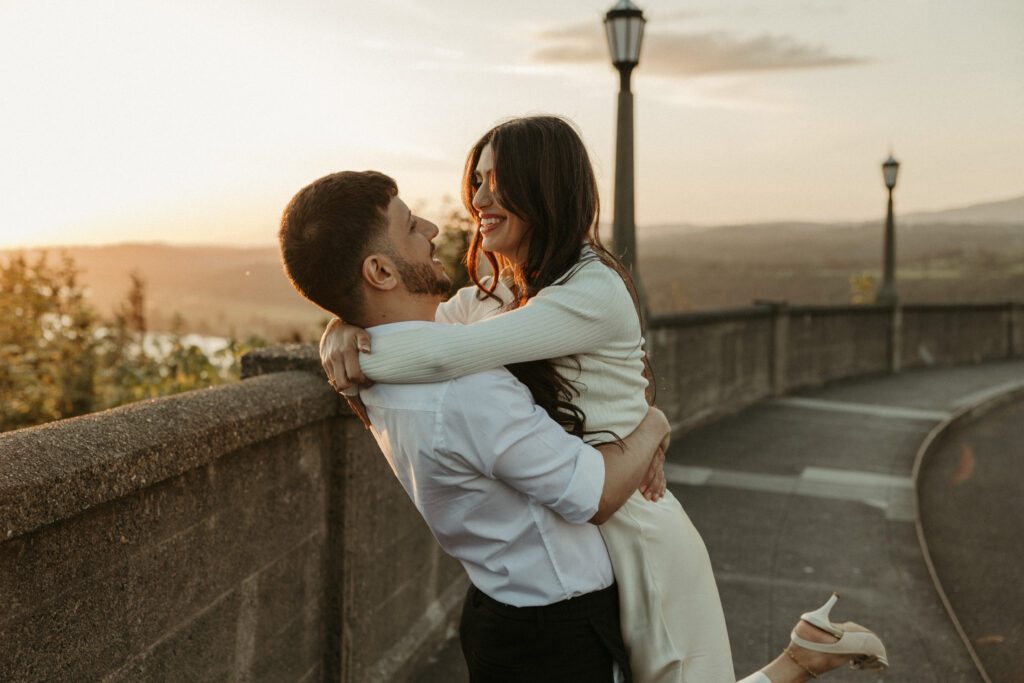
{"left": 361, "top": 320, "right": 614, "bottom": 607}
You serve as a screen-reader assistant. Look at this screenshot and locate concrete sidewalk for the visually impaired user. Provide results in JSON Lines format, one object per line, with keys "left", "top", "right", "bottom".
{"left": 414, "top": 360, "right": 1024, "bottom": 682}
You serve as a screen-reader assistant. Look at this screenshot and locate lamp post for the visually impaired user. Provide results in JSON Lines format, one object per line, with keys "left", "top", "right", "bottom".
{"left": 605, "top": 0, "right": 646, "bottom": 309}
{"left": 877, "top": 154, "right": 900, "bottom": 305}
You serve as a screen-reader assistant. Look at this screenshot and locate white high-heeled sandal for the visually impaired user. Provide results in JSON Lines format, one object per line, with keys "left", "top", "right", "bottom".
{"left": 788, "top": 593, "right": 889, "bottom": 675}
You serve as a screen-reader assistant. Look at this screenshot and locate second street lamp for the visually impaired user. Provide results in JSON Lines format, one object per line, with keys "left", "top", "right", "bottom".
{"left": 877, "top": 154, "right": 900, "bottom": 305}
{"left": 605, "top": 0, "right": 646, "bottom": 311}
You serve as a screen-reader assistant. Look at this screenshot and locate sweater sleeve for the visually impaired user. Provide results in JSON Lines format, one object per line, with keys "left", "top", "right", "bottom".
{"left": 434, "top": 279, "right": 508, "bottom": 325}
{"left": 361, "top": 260, "right": 640, "bottom": 383}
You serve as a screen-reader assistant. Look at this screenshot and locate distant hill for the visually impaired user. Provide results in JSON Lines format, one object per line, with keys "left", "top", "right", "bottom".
{"left": 640, "top": 194, "right": 1024, "bottom": 236}
{"left": 3, "top": 194, "right": 1021, "bottom": 338}
{"left": 640, "top": 218, "right": 1024, "bottom": 311}
{"left": 0, "top": 243, "right": 327, "bottom": 342}
{"left": 901, "top": 194, "right": 1024, "bottom": 225}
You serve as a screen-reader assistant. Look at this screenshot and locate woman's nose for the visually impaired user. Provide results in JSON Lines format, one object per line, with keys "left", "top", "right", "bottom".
{"left": 473, "top": 183, "right": 491, "bottom": 209}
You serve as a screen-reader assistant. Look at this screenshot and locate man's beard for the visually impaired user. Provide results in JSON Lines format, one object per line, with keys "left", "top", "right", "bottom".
{"left": 392, "top": 254, "right": 451, "bottom": 296}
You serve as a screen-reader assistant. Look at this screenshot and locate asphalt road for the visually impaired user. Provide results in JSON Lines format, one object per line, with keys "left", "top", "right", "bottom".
{"left": 917, "top": 395, "right": 1024, "bottom": 682}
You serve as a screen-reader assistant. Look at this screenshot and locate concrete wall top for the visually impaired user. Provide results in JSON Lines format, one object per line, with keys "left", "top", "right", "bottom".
{"left": 650, "top": 306, "right": 773, "bottom": 327}
{"left": 651, "top": 303, "right": 1022, "bottom": 330}
{"left": 0, "top": 371, "right": 338, "bottom": 542}
{"left": 241, "top": 343, "right": 322, "bottom": 379}
{"left": 903, "top": 302, "right": 1021, "bottom": 312}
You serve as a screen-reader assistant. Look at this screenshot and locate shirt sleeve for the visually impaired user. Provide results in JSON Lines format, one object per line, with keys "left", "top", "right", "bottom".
{"left": 362, "top": 259, "right": 640, "bottom": 383}
{"left": 438, "top": 370, "right": 606, "bottom": 524}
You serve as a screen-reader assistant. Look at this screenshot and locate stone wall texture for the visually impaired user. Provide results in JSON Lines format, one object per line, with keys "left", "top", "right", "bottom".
{"left": 1, "top": 302, "right": 1020, "bottom": 681}
{"left": 0, "top": 359, "right": 464, "bottom": 683}
{"left": 648, "top": 309, "right": 774, "bottom": 430}
{"left": 783, "top": 306, "right": 892, "bottom": 389}
{"left": 901, "top": 304, "right": 1016, "bottom": 369}
{"left": 646, "top": 303, "right": 1021, "bottom": 429}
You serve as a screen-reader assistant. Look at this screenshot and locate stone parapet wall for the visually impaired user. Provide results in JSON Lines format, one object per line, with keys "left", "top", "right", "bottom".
{"left": 783, "top": 305, "right": 891, "bottom": 390}
{"left": 0, "top": 356, "right": 463, "bottom": 682}
{"left": 649, "top": 302, "right": 1022, "bottom": 429}
{"left": 900, "top": 303, "right": 1018, "bottom": 369}
{"left": 1, "top": 301, "right": 1020, "bottom": 681}
{"left": 648, "top": 308, "right": 774, "bottom": 431}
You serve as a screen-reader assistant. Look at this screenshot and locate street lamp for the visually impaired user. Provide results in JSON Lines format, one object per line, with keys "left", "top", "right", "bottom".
{"left": 604, "top": 0, "right": 646, "bottom": 308}
{"left": 877, "top": 154, "right": 900, "bottom": 305}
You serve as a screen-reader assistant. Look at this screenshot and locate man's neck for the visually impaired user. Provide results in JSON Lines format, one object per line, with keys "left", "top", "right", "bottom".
{"left": 359, "top": 294, "right": 440, "bottom": 327}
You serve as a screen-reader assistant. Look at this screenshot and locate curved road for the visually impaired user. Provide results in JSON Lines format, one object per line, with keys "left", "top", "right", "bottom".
{"left": 670, "top": 360, "right": 1024, "bottom": 682}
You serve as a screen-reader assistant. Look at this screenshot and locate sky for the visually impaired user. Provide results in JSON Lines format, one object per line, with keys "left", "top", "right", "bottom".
{"left": 1, "top": 0, "right": 1022, "bottom": 249}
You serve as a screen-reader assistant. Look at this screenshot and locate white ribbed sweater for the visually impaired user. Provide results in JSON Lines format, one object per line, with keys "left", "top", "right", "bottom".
{"left": 360, "top": 256, "right": 650, "bottom": 442}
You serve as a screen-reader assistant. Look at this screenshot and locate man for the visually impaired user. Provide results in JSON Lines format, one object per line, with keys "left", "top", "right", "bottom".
{"left": 278, "top": 170, "right": 668, "bottom": 682}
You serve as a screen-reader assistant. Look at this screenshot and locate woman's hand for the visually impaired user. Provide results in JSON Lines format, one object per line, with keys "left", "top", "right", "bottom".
{"left": 320, "top": 317, "right": 374, "bottom": 395}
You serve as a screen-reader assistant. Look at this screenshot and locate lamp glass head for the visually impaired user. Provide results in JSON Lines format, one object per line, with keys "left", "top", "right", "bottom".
{"left": 604, "top": 1, "right": 646, "bottom": 67}
{"left": 882, "top": 155, "right": 899, "bottom": 190}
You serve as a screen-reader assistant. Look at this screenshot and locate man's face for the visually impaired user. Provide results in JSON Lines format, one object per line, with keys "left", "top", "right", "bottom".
{"left": 381, "top": 195, "right": 451, "bottom": 297}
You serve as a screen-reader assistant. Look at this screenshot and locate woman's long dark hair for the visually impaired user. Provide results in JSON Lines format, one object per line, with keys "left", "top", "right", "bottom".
{"left": 460, "top": 116, "right": 654, "bottom": 439}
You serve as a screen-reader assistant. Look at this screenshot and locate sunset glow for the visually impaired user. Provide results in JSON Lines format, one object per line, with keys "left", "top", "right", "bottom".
{"left": 2, "top": 0, "right": 1022, "bottom": 249}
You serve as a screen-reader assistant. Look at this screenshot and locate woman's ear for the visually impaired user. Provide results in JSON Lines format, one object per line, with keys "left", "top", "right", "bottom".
{"left": 361, "top": 253, "right": 398, "bottom": 291}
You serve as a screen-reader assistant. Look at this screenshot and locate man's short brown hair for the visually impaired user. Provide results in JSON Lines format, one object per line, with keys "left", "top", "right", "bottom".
{"left": 279, "top": 170, "right": 397, "bottom": 323}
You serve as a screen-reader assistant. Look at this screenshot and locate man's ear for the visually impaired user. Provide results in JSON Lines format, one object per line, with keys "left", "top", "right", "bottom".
{"left": 361, "top": 253, "right": 399, "bottom": 292}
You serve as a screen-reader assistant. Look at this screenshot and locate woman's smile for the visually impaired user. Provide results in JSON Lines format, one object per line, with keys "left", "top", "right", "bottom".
{"left": 478, "top": 213, "right": 506, "bottom": 235}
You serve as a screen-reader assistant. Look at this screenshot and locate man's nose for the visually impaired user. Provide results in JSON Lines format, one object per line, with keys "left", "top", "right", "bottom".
{"left": 425, "top": 220, "right": 440, "bottom": 240}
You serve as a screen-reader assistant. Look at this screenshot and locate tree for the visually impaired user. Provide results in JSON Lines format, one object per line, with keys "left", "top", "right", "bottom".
{"left": 1, "top": 253, "right": 266, "bottom": 433}
{"left": 434, "top": 197, "right": 474, "bottom": 294}
{"left": 0, "top": 253, "right": 99, "bottom": 430}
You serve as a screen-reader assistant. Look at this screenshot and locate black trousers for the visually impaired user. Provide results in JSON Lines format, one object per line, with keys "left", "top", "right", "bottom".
{"left": 459, "top": 583, "right": 632, "bottom": 683}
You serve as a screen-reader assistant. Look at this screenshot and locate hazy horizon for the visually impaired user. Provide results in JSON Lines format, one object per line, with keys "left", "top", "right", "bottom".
{"left": 2, "top": 191, "right": 1020, "bottom": 253}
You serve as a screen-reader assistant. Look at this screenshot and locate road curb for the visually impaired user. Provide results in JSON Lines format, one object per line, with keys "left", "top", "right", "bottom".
{"left": 911, "top": 380, "right": 1024, "bottom": 683}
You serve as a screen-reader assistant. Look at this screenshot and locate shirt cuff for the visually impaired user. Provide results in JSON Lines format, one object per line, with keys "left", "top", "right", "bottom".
{"left": 551, "top": 444, "right": 605, "bottom": 524}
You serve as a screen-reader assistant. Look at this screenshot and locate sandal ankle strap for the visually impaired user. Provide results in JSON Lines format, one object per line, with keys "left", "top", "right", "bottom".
{"left": 785, "top": 645, "right": 821, "bottom": 679}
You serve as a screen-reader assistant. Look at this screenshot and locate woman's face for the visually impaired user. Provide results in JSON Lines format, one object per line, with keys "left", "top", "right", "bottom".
{"left": 472, "top": 143, "right": 530, "bottom": 263}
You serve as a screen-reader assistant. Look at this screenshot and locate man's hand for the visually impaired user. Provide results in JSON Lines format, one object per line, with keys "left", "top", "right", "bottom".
{"left": 592, "top": 406, "right": 671, "bottom": 523}
{"left": 638, "top": 437, "right": 667, "bottom": 501}
{"left": 639, "top": 426, "right": 670, "bottom": 500}
{"left": 320, "top": 317, "right": 374, "bottom": 396}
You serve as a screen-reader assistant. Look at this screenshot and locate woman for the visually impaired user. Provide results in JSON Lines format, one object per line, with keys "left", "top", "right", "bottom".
{"left": 321, "top": 116, "right": 887, "bottom": 682}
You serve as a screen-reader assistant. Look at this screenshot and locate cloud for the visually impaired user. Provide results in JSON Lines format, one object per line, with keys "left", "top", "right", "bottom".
{"left": 531, "top": 23, "right": 865, "bottom": 77}
{"left": 650, "top": 9, "right": 706, "bottom": 23}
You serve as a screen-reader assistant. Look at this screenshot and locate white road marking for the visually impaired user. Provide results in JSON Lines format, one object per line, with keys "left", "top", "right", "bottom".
{"left": 772, "top": 397, "right": 951, "bottom": 422}
{"left": 665, "top": 463, "right": 917, "bottom": 522}
{"left": 951, "top": 379, "right": 1024, "bottom": 408}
